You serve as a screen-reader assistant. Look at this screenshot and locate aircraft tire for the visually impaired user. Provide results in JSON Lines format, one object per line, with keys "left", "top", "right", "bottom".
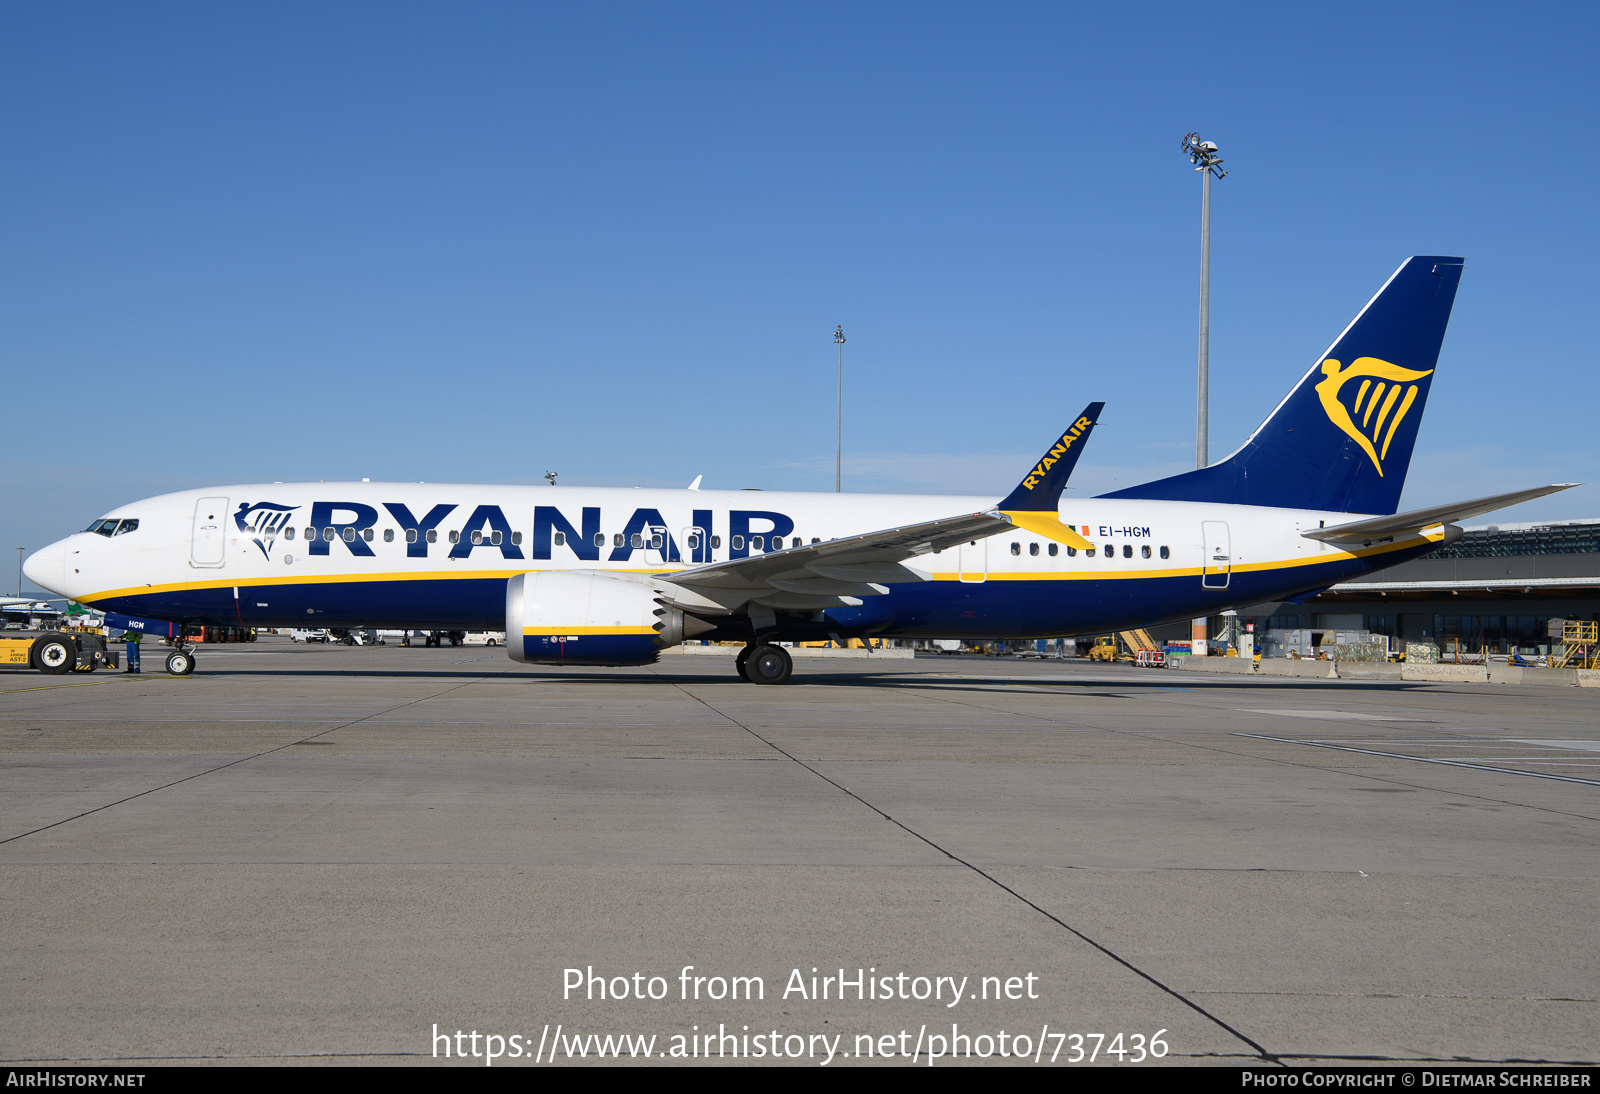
{"left": 165, "top": 650, "right": 196, "bottom": 676}
{"left": 735, "top": 645, "right": 753, "bottom": 681}
{"left": 32, "top": 634, "right": 77, "bottom": 675}
{"left": 746, "top": 644, "right": 792, "bottom": 685}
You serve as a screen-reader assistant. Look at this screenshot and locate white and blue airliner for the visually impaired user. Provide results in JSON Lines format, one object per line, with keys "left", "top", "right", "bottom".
{"left": 23, "top": 256, "right": 1575, "bottom": 682}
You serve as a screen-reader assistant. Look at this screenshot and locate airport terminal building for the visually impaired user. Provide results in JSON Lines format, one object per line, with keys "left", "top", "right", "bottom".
{"left": 1235, "top": 517, "right": 1600, "bottom": 656}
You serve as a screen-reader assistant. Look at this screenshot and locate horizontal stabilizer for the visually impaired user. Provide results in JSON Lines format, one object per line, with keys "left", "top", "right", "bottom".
{"left": 1302, "top": 484, "right": 1580, "bottom": 545}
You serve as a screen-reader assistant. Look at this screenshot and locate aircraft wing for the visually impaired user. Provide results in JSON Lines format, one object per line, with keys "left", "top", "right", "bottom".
{"left": 662, "top": 509, "right": 1009, "bottom": 603}
{"left": 1301, "top": 483, "right": 1580, "bottom": 545}
{"left": 661, "top": 403, "right": 1106, "bottom": 611}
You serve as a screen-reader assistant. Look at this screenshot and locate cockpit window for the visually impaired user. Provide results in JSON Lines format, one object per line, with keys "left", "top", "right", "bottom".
{"left": 114, "top": 519, "right": 139, "bottom": 536}
{"left": 85, "top": 519, "right": 117, "bottom": 537}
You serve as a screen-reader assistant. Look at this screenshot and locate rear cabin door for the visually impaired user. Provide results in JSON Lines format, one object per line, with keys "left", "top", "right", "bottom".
{"left": 1201, "top": 521, "right": 1231, "bottom": 589}
{"left": 958, "top": 538, "right": 987, "bottom": 583}
{"left": 192, "top": 497, "right": 229, "bottom": 568}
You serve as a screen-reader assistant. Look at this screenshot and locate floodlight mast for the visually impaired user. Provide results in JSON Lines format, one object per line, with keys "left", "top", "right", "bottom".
{"left": 1181, "top": 132, "right": 1227, "bottom": 469}
{"left": 834, "top": 325, "right": 846, "bottom": 492}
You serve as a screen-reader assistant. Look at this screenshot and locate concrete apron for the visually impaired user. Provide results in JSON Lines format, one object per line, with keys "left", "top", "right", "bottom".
{"left": 1170, "top": 658, "right": 1600, "bottom": 687}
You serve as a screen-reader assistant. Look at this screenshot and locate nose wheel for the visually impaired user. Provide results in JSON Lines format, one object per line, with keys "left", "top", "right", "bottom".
{"left": 165, "top": 649, "right": 196, "bottom": 676}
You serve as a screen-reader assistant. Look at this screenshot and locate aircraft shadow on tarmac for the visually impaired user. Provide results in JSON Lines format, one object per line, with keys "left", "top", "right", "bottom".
{"left": 143, "top": 663, "right": 1428, "bottom": 696}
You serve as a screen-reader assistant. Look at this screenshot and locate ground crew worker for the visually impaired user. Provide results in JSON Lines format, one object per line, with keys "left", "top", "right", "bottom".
{"left": 124, "top": 630, "right": 141, "bottom": 674}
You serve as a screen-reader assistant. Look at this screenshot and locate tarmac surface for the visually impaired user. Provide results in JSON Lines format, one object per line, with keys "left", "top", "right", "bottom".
{"left": 2, "top": 637, "right": 1596, "bottom": 1067}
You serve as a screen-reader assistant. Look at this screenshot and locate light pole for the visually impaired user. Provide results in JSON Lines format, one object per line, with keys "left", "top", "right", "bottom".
{"left": 1181, "top": 134, "right": 1227, "bottom": 657}
{"left": 834, "top": 325, "right": 846, "bottom": 492}
{"left": 1181, "top": 132, "right": 1226, "bottom": 469}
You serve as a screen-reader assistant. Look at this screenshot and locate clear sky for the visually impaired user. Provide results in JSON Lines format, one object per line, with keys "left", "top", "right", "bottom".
{"left": 4, "top": 2, "right": 1596, "bottom": 594}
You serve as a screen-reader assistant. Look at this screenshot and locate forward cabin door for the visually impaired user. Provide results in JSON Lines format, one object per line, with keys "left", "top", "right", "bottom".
{"left": 1201, "top": 521, "right": 1231, "bottom": 589}
{"left": 191, "top": 497, "right": 229, "bottom": 568}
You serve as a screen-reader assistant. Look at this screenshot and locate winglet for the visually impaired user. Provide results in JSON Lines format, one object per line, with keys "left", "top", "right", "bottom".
{"left": 996, "top": 403, "right": 1103, "bottom": 512}
{"left": 994, "top": 402, "right": 1103, "bottom": 551}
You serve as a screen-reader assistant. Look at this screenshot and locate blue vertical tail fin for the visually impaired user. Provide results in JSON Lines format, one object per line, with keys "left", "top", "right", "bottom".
{"left": 1100, "top": 256, "right": 1464, "bottom": 514}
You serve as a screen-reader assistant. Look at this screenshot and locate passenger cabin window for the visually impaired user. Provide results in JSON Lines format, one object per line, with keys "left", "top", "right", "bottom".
{"left": 343, "top": 528, "right": 356, "bottom": 542}
{"left": 1066, "top": 546, "right": 1076, "bottom": 557}
{"left": 613, "top": 534, "right": 625, "bottom": 547}
{"left": 593, "top": 532, "right": 605, "bottom": 547}
{"left": 1085, "top": 547, "right": 1096, "bottom": 557}
{"left": 426, "top": 530, "right": 437, "bottom": 543}
{"left": 383, "top": 529, "right": 394, "bottom": 543}
{"left": 687, "top": 535, "right": 699, "bottom": 550}
{"left": 1048, "top": 543, "right": 1058, "bottom": 557}
{"left": 362, "top": 528, "right": 374, "bottom": 542}
{"left": 511, "top": 532, "right": 522, "bottom": 545}
{"left": 304, "top": 527, "right": 315, "bottom": 540}
{"left": 810, "top": 537, "right": 820, "bottom": 544}
{"left": 650, "top": 534, "right": 662, "bottom": 549}
{"left": 751, "top": 535, "right": 764, "bottom": 550}
{"left": 324, "top": 528, "right": 336, "bottom": 542}
{"left": 1103, "top": 543, "right": 1113, "bottom": 557}
{"left": 470, "top": 530, "right": 483, "bottom": 545}
{"left": 792, "top": 537, "right": 802, "bottom": 548}
{"left": 630, "top": 534, "right": 643, "bottom": 548}
{"left": 731, "top": 535, "right": 745, "bottom": 550}
{"left": 406, "top": 529, "right": 418, "bottom": 544}
{"left": 553, "top": 531, "right": 566, "bottom": 546}
{"left": 449, "top": 531, "right": 460, "bottom": 544}
{"left": 712, "top": 536, "right": 722, "bottom": 548}
{"left": 1010, "top": 542, "right": 1020, "bottom": 556}
{"left": 1029, "top": 543, "right": 1039, "bottom": 556}
{"left": 285, "top": 527, "right": 296, "bottom": 541}
{"left": 1122, "top": 544, "right": 1132, "bottom": 558}
{"left": 1159, "top": 546, "right": 1170, "bottom": 559}
{"left": 1141, "top": 545, "right": 1150, "bottom": 559}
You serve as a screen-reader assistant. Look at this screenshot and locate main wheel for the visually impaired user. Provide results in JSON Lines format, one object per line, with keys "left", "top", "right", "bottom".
{"left": 165, "top": 650, "right": 196, "bottom": 676}
{"left": 735, "top": 645, "right": 754, "bottom": 681}
{"left": 746, "top": 644, "right": 792, "bottom": 685}
{"left": 32, "top": 634, "right": 76, "bottom": 675}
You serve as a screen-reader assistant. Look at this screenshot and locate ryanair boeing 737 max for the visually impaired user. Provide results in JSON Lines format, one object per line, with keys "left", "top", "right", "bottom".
{"left": 23, "top": 256, "right": 1576, "bottom": 682}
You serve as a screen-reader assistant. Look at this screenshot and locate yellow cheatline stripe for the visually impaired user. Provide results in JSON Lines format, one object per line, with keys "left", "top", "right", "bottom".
{"left": 76, "top": 528, "right": 1445, "bottom": 599}
{"left": 77, "top": 565, "right": 695, "bottom": 605}
{"left": 922, "top": 529, "right": 1446, "bottom": 582}
{"left": 78, "top": 568, "right": 536, "bottom": 603}
{"left": 522, "top": 626, "right": 656, "bottom": 636}
{"left": 999, "top": 511, "right": 1095, "bottom": 551}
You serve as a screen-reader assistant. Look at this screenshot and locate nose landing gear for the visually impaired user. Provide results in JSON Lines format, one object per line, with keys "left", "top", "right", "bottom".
{"left": 165, "top": 648, "right": 196, "bottom": 675}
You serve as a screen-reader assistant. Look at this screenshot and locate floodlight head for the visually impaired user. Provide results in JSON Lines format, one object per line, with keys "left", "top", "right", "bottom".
{"left": 1199, "top": 141, "right": 1218, "bottom": 154}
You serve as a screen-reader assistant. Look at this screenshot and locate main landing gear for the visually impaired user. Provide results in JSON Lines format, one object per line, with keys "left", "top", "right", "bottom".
{"left": 736, "top": 643, "right": 792, "bottom": 685}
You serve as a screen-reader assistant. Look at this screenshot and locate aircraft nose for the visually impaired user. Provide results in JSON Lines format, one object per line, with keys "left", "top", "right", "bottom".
{"left": 22, "top": 540, "right": 66, "bottom": 597}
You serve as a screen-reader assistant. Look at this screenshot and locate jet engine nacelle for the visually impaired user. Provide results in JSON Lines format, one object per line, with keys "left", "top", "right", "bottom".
{"left": 505, "top": 570, "right": 713, "bottom": 666}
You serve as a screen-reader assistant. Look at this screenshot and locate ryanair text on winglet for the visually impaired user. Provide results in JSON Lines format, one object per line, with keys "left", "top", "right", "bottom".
{"left": 1019, "top": 417, "right": 1094, "bottom": 492}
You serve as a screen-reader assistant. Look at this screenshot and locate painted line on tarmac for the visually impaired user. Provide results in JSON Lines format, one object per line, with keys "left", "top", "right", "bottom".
{"left": 0, "top": 679, "right": 118, "bottom": 694}
{"left": 660, "top": 672, "right": 1274, "bottom": 1062}
{"left": 1234, "top": 733, "right": 1600, "bottom": 787}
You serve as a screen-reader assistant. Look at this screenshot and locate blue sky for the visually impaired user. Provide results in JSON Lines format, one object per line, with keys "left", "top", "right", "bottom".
{"left": 4, "top": 2, "right": 1596, "bottom": 593}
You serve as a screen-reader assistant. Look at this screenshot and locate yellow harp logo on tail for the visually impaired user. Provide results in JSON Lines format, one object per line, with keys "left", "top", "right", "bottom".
{"left": 1314, "top": 357, "right": 1434, "bottom": 477}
